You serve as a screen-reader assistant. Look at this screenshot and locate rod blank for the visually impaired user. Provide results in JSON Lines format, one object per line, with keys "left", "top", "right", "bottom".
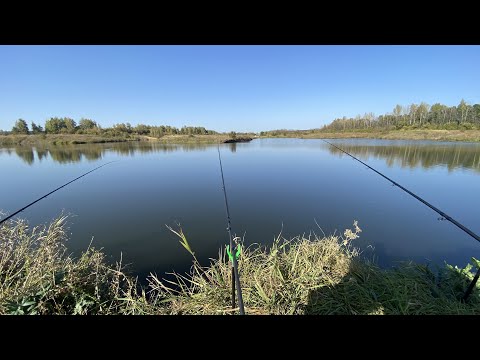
{"left": 0, "top": 161, "right": 115, "bottom": 226}
{"left": 217, "top": 145, "right": 245, "bottom": 315}
{"left": 322, "top": 139, "right": 480, "bottom": 301}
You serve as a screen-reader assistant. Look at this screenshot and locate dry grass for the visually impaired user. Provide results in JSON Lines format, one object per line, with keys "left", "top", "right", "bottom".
{"left": 1, "top": 216, "right": 480, "bottom": 315}
{"left": 152, "top": 134, "right": 254, "bottom": 144}
{"left": 0, "top": 134, "right": 136, "bottom": 146}
{"left": 0, "top": 216, "right": 137, "bottom": 314}
{"left": 289, "top": 130, "right": 480, "bottom": 142}
{"left": 0, "top": 134, "right": 254, "bottom": 147}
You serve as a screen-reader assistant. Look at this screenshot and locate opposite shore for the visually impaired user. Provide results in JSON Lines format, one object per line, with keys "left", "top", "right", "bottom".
{"left": 260, "top": 129, "right": 480, "bottom": 143}
{"left": 2, "top": 129, "right": 480, "bottom": 147}
{"left": 0, "top": 134, "right": 254, "bottom": 146}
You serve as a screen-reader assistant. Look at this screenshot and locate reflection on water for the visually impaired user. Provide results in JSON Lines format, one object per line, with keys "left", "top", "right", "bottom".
{"left": 1, "top": 142, "right": 238, "bottom": 165}
{"left": 325, "top": 140, "right": 480, "bottom": 172}
{"left": 14, "top": 147, "right": 35, "bottom": 165}
{"left": 7, "top": 140, "right": 479, "bottom": 171}
{"left": 6, "top": 140, "right": 480, "bottom": 172}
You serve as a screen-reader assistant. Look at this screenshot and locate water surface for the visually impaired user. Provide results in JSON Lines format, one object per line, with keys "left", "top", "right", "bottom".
{"left": 1, "top": 139, "right": 479, "bottom": 280}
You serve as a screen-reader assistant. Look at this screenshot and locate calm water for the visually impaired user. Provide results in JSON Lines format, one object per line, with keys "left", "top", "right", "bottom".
{"left": 1, "top": 138, "right": 480, "bottom": 281}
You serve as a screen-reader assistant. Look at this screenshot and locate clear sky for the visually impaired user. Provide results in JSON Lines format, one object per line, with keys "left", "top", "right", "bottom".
{"left": 1, "top": 45, "right": 479, "bottom": 133}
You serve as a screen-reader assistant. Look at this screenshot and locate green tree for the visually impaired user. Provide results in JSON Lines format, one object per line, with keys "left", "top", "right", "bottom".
{"left": 134, "top": 124, "right": 150, "bottom": 135}
{"left": 79, "top": 118, "right": 98, "bottom": 130}
{"left": 458, "top": 99, "right": 471, "bottom": 124}
{"left": 12, "top": 119, "right": 29, "bottom": 134}
{"left": 229, "top": 131, "right": 237, "bottom": 139}
{"left": 430, "top": 103, "right": 447, "bottom": 124}
{"left": 473, "top": 104, "right": 480, "bottom": 123}
{"left": 418, "top": 102, "right": 430, "bottom": 125}
{"left": 113, "top": 123, "right": 130, "bottom": 134}
{"left": 31, "top": 122, "right": 44, "bottom": 134}
{"left": 409, "top": 104, "right": 418, "bottom": 125}
{"left": 63, "top": 118, "right": 77, "bottom": 133}
{"left": 45, "top": 117, "right": 66, "bottom": 134}
{"left": 150, "top": 126, "right": 164, "bottom": 138}
{"left": 393, "top": 104, "right": 402, "bottom": 120}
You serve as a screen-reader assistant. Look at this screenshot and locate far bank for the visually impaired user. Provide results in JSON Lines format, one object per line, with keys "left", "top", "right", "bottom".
{"left": 0, "top": 134, "right": 254, "bottom": 147}
{"left": 261, "top": 129, "right": 480, "bottom": 143}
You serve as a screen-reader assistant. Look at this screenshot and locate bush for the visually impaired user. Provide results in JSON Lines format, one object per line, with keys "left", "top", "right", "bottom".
{"left": 2, "top": 216, "right": 480, "bottom": 315}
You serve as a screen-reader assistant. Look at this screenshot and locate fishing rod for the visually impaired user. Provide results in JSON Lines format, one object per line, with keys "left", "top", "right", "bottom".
{"left": 0, "top": 161, "right": 116, "bottom": 226}
{"left": 217, "top": 144, "right": 245, "bottom": 314}
{"left": 322, "top": 139, "right": 480, "bottom": 301}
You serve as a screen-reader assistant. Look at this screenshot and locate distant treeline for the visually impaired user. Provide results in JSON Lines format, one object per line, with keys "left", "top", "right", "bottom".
{"left": 0, "top": 117, "right": 218, "bottom": 137}
{"left": 321, "top": 100, "right": 480, "bottom": 132}
{"left": 259, "top": 100, "right": 480, "bottom": 137}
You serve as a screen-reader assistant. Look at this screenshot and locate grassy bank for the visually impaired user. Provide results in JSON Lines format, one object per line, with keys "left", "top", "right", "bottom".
{"left": 144, "top": 134, "right": 253, "bottom": 144}
{"left": 1, "top": 216, "right": 479, "bottom": 315}
{"left": 0, "top": 134, "right": 254, "bottom": 147}
{"left": 0, "top": 134, "right": 140, "bottom": 146}
{"left": 263, "top": 130, "right": 480, "bottom": 142}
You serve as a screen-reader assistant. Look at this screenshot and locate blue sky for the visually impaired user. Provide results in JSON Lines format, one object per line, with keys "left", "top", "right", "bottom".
{"left": 1, "top": 45, "right": 479, "bottom": 133}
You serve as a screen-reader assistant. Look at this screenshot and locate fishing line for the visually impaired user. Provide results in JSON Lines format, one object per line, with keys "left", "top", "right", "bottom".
{"left": 322, "top": 139, "right": 480, "bottom": 301}
{"left": 0, "top": 161, "right": 116, "bottom": 226}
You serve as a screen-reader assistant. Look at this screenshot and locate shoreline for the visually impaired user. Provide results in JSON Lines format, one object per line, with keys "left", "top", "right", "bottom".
{"left": 261, "top": 129, "right": 480, "bottom": 143}
{"left": 0, "top": 134, "right": 254, "bottom": 147}
{"left": 2, "top": 130, "right": 480, "bottom": 147}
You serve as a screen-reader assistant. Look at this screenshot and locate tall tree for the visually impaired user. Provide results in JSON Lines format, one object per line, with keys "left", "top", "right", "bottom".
{"left": 393, "top": 104, "right": 402, "bottom": 122}
{"left": 458, "top": 99, "right": 470, "bottom": 123}
{"left": 79, "top": 118, "right": 98, "bottom": 130}
{"left": 12, "top": 119, "right": 29, "bottom": 134}
{"left": 418, "top": 102, "right": 430, "bottom": 125}
{"left": 45, "top": 117, "right": 66, "bottom": 134}
{"left": 63, "top": 118, "right": 77, "bottom": 133}
{"left": 409, "top": 104, "right": 418, "bottom": 125}
{"left": 31, "top": 122, "right": 43, "bottom": 134}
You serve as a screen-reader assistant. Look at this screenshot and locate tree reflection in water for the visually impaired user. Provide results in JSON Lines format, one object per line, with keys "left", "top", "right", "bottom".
{"left": 326, "top": 142, "right": 480, "bottom": 172}
{"left": 6, "top": 142, "right": 211, "bottom": 165}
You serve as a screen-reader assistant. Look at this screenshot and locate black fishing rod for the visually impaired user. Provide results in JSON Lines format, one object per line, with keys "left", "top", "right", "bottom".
{"left": 217, "top": 144, "right": 245, "bottom": 315}
{"left": 322, "top": 139, "right": 480, "bottom": 301}
{"left": 0, "top": 161, "right": 116, "bottom": 226}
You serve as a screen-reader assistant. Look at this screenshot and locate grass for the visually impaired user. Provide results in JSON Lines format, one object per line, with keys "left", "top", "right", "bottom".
{"left": 0, "top": 134, "right": 138, "bottom": 146}
{"left": 0, "top": 133, "right": 255, "bottom": 147}
{"left": 263, "top": 130, "right": 480, "bottom": 143}
{"left": 1, "top": 215, "right": 479, "bottom": 315}
{"left": 146, "top": 134, "right": 254, "bottom": 144}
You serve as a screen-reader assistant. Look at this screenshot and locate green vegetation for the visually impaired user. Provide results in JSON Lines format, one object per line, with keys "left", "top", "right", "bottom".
{"left": 11, "top": 119, "right": 29, "bottom": 135}
{"left": 321, "top": 100, "right": 480, "bottom": 132}
{"left": 149, "top": 134, "right": 252, "bottom": 144}
{"left": 2, "top": 116, "right": 218, "bottom": 138}
{"left": 261, "top": 100, "right": 480, "bottom": 142}
{"left": 0, "top": 117, "right": 255, "bottom": 146}
{"left": 1, "top": 216, "right": 479, "bottom": 315}
{"left": 261, "top": 129, "right": 480, "bottom": 142}
{"left": 31, "top": 122, "right": 43, "bottom": 134}
{"left": 0, "top": 134, "right": 138, "bottom": 147}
